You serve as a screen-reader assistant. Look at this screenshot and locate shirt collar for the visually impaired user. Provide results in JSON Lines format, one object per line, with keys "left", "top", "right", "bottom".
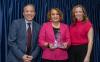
{"left": 25, "top": 19, "right": 32, "bottom": 24}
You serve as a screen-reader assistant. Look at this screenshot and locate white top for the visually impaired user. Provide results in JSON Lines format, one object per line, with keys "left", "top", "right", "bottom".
{"left": 25, "top": 19, "right": 32, "bottom": 31}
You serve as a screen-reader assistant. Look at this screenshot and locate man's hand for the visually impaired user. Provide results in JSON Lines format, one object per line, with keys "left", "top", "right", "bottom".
{"left": 22, "top": 55, "right": 29, "bottom": 62}
{"left": 22, "top": 55, "right": 33, "bottom": 62}
{"left": 27, "top": 56, "right": 33, "bottom": 61}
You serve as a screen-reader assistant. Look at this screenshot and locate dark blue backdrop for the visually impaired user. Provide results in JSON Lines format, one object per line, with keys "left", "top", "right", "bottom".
{"left": 0, "top": 1, "right": 2, "bottom": 62}
{"left": 0, "top": 0, "right": 100, "bottom": 62}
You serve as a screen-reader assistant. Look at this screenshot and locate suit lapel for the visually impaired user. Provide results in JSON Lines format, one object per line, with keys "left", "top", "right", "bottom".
{"left": 31, "top": 21, "right": 37, "bottom": 51}
{"left": 49, "top": 22, "right": 55, "bottom": 42}
{"left": 21, "top": 19, "right": 27, "bottom": 52}
{"left": 60, "top": 23, "right": 63, "bottom": 40}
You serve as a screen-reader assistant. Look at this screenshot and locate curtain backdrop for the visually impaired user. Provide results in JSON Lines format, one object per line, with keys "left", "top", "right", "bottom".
{"left": 0, "top": 0, "right": 100, "bottom": 62}
{"left": 0, "top": 1, "right": 2, "bottom": 62}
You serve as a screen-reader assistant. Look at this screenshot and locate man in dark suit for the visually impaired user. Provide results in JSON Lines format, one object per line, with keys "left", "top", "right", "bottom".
{"left": 8, "top": 4, "right": 40, "bottom": 62}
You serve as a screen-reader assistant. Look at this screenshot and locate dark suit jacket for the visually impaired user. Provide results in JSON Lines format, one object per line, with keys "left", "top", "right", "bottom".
{"left": 8, "top": 19, "right": 40, "bottom": 62}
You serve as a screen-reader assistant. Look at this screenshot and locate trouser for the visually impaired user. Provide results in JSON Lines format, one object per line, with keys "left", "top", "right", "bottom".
{"left": 68, "top": 44, "right": 90, "bottom": 62}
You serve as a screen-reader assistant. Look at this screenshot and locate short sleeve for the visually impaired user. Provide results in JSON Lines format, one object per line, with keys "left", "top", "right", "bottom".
{"left": 85, "top": 20, "right": 92, "bottom": 32}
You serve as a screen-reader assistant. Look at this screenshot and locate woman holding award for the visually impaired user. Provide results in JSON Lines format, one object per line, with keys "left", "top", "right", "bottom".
{"left": 39, "top": 8, "right": 70, "bottom": 62}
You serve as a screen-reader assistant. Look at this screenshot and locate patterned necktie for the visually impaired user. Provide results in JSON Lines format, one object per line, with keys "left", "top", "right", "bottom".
{"left": 26, "top": 23, "right": 32, "bottom": 55}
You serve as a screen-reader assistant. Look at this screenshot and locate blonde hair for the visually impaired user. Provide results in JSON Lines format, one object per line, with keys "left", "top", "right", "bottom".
{"left": 47, "top": 8, "right": 63, "bottom": 20}
{"left": 72, "top": 4, "right": 88, "bottom": 23}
